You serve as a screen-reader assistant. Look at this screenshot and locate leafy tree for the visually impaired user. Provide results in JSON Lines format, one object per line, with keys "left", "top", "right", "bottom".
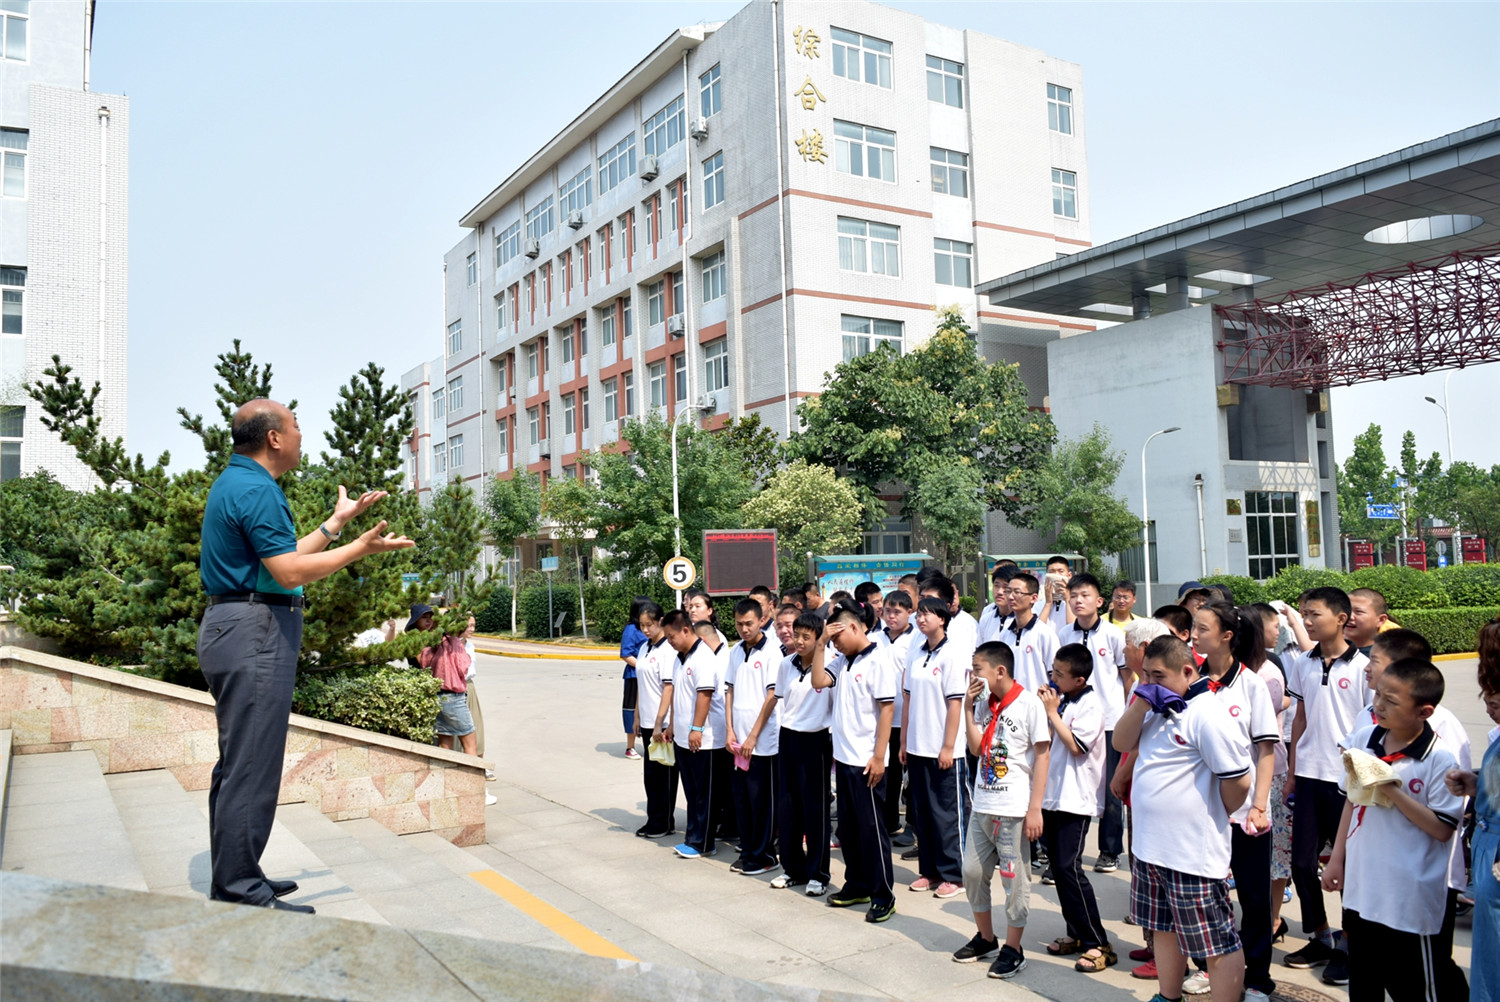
{"left": 542, "top": 473, "right": 601, "bottom": 635}
{"left": 589, "top": 413, "right": 754, "bottom": 574}
{"left": 911, "top": 461, "right": 987, "bottom": 570}
{"left": 1449, "top": 463, "right": 1500, "bottom": 562}
{"left": 420, "top": 475, "right": 485, "bottom": 605}
{"left": 741, "top": 460, "right": 865, "bottom": 565}
{"left": 1021, "top": 423, "right": 1142, "bottom": 573}
{"left": 719, "top": 413, "right": 782, "bottom": 486}
{"left": 1337, "top": 423, "right": 1402, "bottom": 551}
{"left": 787, "top": 306, "right": 1054, "bottom": 552}
{"left": 483, "top": 470, "right": 543, "bottom": 632}
{"left": 176, "top": 340, "right": 293, "bottom": 472}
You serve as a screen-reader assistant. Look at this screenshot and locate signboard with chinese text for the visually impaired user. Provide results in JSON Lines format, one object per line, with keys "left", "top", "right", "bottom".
{"left": 815, "top": 554, "right": 931, "bottom": 597}
{"left": 1349, "top": 541, "right": 1375, "bottom": 571}
{"left": 1403, "top": 538, "right": 1427, "bottom": 572}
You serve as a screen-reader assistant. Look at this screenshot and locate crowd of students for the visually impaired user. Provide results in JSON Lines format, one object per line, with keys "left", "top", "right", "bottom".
{"left": 617, "top": 563, "right": 1500, "bottom": 1002}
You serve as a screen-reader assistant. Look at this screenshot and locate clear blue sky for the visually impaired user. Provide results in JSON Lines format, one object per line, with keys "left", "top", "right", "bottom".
{"left": 89, "top": 1, "right": 1500, "bottom": 476}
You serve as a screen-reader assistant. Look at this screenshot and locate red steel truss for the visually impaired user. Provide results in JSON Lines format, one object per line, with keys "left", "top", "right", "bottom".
{"left": 1215, "top": 242, "right": 1500, "bottom": 388}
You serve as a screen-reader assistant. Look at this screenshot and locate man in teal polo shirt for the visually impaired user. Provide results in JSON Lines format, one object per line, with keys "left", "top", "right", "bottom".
{"left": 199, "top": 399, "right": 413, "bottom": 912}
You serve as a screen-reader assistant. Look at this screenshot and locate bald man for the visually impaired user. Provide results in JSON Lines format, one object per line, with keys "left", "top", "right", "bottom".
{"left": 198, "top": 399, "right": 413, "bottom": 912}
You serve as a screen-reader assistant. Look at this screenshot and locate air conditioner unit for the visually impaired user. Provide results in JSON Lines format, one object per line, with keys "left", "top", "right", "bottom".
{"left": 540, "top": 451, "right": 552, "bottom": 461}
{"left": 524, "top": 238, "right": 541, "bottom": 258}
{"left": 666, "top": 315, "right": 685, "bottom": 337}
{"left": 566, "top": 210, "right": 585, "bottom": 230}
{"left": 640, "top": 155, "right": 660, "bottom": 181}
{"left": 689, "top": 117, "right": 709, "bottom": 141}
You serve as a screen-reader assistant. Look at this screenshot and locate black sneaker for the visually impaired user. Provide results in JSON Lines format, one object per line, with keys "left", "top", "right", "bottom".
{"left": 900, "top": 846, "right": 921, "bottom": 861}
{"left": 865, "top": 900, "right": 897, "bottom": 923}
{"left": 1322, "top": 950, "right": 1349, "bottom": 986}
{"left": 952, "top": 932, "right": 1000, "bottom": 963}
{"left": 1284, "top": 938, "right": 1335, "bottom": 969}
{"left": 729, "top": 857, "right": 747, "bottom": 873}
{"left": 828, "top": 888, "right": 872, "bottom": 908}
{"left": 1040, "top": 866, "right": 1056, "bottom": 886}
{"left": 891, "top": 830, "right": 917, "bottom": 848}
{"left": 988, "top": 944, "right": 1026, "bottom": 979}
{"left": 1093, "top": 853, "right": 1119, "bottom": 873}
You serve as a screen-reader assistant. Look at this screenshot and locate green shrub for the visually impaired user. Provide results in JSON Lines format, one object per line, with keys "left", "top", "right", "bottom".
{"left": 1387, "top": 606, "right": 1500, "bottom": 656}
{"left": 1199, "top": 575, "right": 1268, "bottom": 605}
{"left": 519, "top": 583, "right": 581, "bottom": 638}
{"left": 1346, "top": 565, "right": 1449, "bottom": 609}
{"left": 1433, "top": 564, "right": 1500, "bottom": 607}
{"left": 473, "top": 585, "right": 514, "bottom": 634}
{"left": 1261, "top": 565, "right": 1346, "bottom": 604}
{"left": 291, "top": 666, "right": 441, "bottom": 744}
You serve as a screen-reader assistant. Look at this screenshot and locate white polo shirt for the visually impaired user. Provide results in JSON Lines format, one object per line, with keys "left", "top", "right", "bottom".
{"left": 1056, "top": 617, "right": 1128, "bottom": 728}
{"left": 976, "top": 603, "right": 1010, "bottom": 645}
{"left": 882, "top": 622, "right": 919, "bottom": 723}
{"left": 1000, "top": 614, "right": 1059, "bottom": 692}
{"left": 972, "top": 685, "right": 1050, "bottom": 817}
{"left": 949, "top": 609, "right": 979, "bottom": 664}
{"left": 775, "top": 652, "right": 834, "bottom": 732}
{"left": 635, "top": 636, "right": 674, "bottom": 728}
{"left": 1286, "top": 643, "right": 1369, "bottom": 782}
{"left": 1042, "top": 686, "right": 1107, "bottom": 817}
{"left": 1042, "top": 597, "right": 1070, "bottom": 631}
{"left": 1131, "top": 685, "right": 1252, "bottom": 879}
{"left": 1205, "top": 661, "right": 1280, "bottom": 825}
{"left": 671, "top": 639, "right": 726, "bottom": 751}
{"left": 903, "top": 635, "right": 968, "bottom": 758}
{"left": 726, "top": 633, "right": 780, "bottom": 757}
{"left": 1339, "top": 722, "right": 1463, "bottom": 935}
{"left": 829, "top": 642, "right": 898, "bottom": 767}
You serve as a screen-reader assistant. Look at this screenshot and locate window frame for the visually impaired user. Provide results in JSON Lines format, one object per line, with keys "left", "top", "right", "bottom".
{"left": 601, "top": 306, "right": 617, "bottom": 346}
{"left": 603, "top": 377, "right": 619, "bottom": 421}
{"left": 563, "top": 393, "right": 576, "bottom": 436}
{"left": 702, "top": 151, "right": 726, "bottom": 210}
{"left": 449, "top": 433, "right": 464, "bottom": 469}
{"left": 701, "top": 250, "right": 726, "bottom": 303}
{"left": 1047, "top": 83, "right": 1074, "bottom": 135}
{"left": 648, "top": 360, "right": 667, "bottom": 409}
{"left": 837, "top": 217, "right": 901, "bottom": 277}
{"left": 465, "top": 252, "right": 477, "bottom": 287}
{"left": 559, "top": 165, "right": 593, "bottom": 217}
{"left": 830, "top": 27, "right": 892, "bottom": 89}
{"left": 833, "top": 120, "right": 896, "bottom": 183}
{"left": 1, "top": 128, "right": 27, "bottom": 199}
{"left": 447, "top": 375, "right": 464, "bottom": 412}
{"left": 525, "top": 196, "right": 556, "bottom": 242}
{"left": 447, "top": 320, "right": 463, "bottom": 355}
{"left": 643, "top": 96, "right": 686, "bottom": 158}
{"left": 527, "top": 407, "right": 540, "bottom": 446}
{"left": 699, "top": 64, "right": 722, "bottom": 118}
{"left": 433, "top": 441, "right": 447, "bottom": 476}
{"left": 0, "top": 266, "right": 23, "bottom": 337}
{"left": 925, "top": 55, "right": 964, "bottom": 108}
{"left": 703, "top": 338, "right": 729, "bottom": 393}
{"left": 674, "top": 353, "right": 688, "bottom": 403}
{"left": 598, "top": 133, "right": 637, "bottom": 195}
{"left": 1052, "top": 168, "right": 1079, "bottom": 219}
{"left": 2, "top": 3, "right": 27, "bottom": 63}
{"left": 647, "top": 280, "right": 666, "bottom": 327}
{"left": 933, "top": 238, "right": 974, "bottom": 288}
{"left": 495, "top": 221, "right": 521, "bottom": 267}
{"left": 840, "top": 315, "right": 904, "bottom": 361}
{"left": 1245, "top": 491, "right": 1301, "bottom": 580}
{"left": 929, "top": 147, "right": 968, "bottom": 198}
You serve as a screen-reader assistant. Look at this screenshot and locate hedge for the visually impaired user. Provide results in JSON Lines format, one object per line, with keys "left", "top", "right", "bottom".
{"left": 1387, "top": 607, "right": 1500, "bottom": 656}
{"left": 473, "top": 585, "right": 514, "bottom": 634}
{"left": 519, "top": 583, "right": 580, "bottom": 638}
{"left": 291, "top": 665, "right": 441, "bottom": 744}
{"left": 1199, "top": 563, "right": 1500, "bottom": 612}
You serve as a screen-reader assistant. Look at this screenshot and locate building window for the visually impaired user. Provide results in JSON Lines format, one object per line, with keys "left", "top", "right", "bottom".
{"left": 647, "top": 280, "right": 666, "bottom": 326}
{"left": 447, "top": 375, "right": 463, "bottom": 412}
{"left": 834, "top": 121, "right": 895, "bottom": 182}
{"left": 447, "top": 320, "right": 462, "bottom": 355}
{"left": 1047, "top": 83, "right": 1074, "bottom": 135}
{"left": 580, "top": 387, "right": 590, "bottom": 430}
{"left": 0, "top": 266, "right": 22, "bottom": 335}
{"left": 702, "top": 152, "right": 725, "bottom": 209}
{"left": 527, "top": 407, "right": 540, "bottom": 446}
{"left": 674, "top": 353, "right": 687, "bottom": 403}
{"left": 623, "top": 298, "right": 634, "bottom": 339}
{"left": 495, "top": 221, "right": 521, "bottom": 267}
{"left": 449, "top": 433, "right": 464, "bottom": 469}
{"left": 615, "top": 212, "right": 632, "bottom": 265}
{"left": 561, "top": 330, "right": 574, "bottom": 365}
{"left": 465, "top": 252, "right": 477, "bottom": 286}
{"left": 925, "top": 56, "right": 964, "bottom": 108}
{"left": 701, "top": 251, "right": 726, "bottom": 303}
{"left": 432, "top": 386, "right": 445, "bottom": 420}
{"left": 704, "top": 339, "right": 729, "bottom": 393}
{"left": 603, "top": 378, "right": 619, "bottom": 421}
{"left": 934, "top": 238, "right": 973, "bottom": 287}
{"left": 601, "top": 307, "right": 616, "bottom": 346}
{"left": 841, "top": 315, "right": 903, "bottom": 361}
{"left": 495, "top": 292, "right": 508, "bottom": 331}
{"left": 577, "top": 239, "right": 590, "bottom": 286}
{"left": 559, "top": 166, "right": 592, "bottom": 216}
{"left": 861, "top": 516, "right": 912, "bottom": 556}
{"left": 670, "top": 271, "right": 684, "bottom": 315}
{"left": 543, "top": 402, "right": 552, "bottom": 439}
{"left": 1120, "top": 521, "right": 1159, "bottom": 585}
{"left": 831, "top": 27, "right": 892, "bottom": 88}
{"left": 433, "top": 441, "right": 447, "bottom": 476}
{"left": 624, "top": 372, "right": 636, "bottom": 415}
{"left": 563, "top": 393, "right": 576, "bottom": 435}
{"left": 2, "top": 1, "right": 26, "bottom": 62}
{"left": 496, "top": 418, "right": 508, "bottom": 456}
{"left": 578, "top": 323, "right": 588, "bottom": 357}
{"left": 1052, "top": 168, "right": 1078, "bottom": 219}
{"left": 649, "top": 361, "right": 667, "bottom": 409}
{"left": 930, "top": 147, "right": 968, "bottom": 198}
{"left": 525, "top": 341, "right": 539, "bottom": 379}
{"left": 598, "top": 133, "right": 636, "bottom": 194}
{"left": 1, "top": 129, "right": 26, "bottom": 198}
{"left": 643, "top": 95, "right": 685, "bottom": 158}
{"left": 495, "top": 358, "right": 508, "bottom": 398}
{"left": 1246, "top": 491, "right": 1300, "bottom": 580}
{"left": 525, "top": 196, "right": 555, "bottom": 242}
{"left": 700, "top": 64, "right": 722, "bottom": 118}
{"left": 837, "top": 217, "right": 900, "bottom": 277}
{"left": 0, "top": 404, "right": 22, "bottom": 482}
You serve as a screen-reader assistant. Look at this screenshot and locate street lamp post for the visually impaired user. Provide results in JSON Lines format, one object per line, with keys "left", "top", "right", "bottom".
{"left": 1140, "top": 426, "right": 1181, "bottom": 612}
{"left": 1424, "top": 373, "right": 1459, "bottom": 564}
{"left": 669, "top": 405, "right": 701, "bottom": 607}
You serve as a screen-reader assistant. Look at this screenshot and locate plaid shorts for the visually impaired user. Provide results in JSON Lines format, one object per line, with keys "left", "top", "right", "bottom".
{"left": 1129, "top": 858, "right": 1241, "bottom": 958}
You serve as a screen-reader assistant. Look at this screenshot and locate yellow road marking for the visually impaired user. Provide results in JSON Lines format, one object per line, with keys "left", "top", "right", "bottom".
{"left": 468, "top": 870, "right": 637, "bottom": 961}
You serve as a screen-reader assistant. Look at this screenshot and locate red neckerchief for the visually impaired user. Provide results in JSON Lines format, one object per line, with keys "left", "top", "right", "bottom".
{"left": 979, "top": 682, "right": 1025, "bottom": 757}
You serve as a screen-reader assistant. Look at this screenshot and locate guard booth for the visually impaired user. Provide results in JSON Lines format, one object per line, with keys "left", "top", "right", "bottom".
{"left": 813, "top": 554, "right": 933, "bottom": 597}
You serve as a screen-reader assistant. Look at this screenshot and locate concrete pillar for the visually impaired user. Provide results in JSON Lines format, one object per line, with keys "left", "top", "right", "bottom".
{"left": 1132, "top": 292, "right": 1152, "bottom": 320}
{"left": 1164, "top": 274, "right": 1191, "bottom": 312}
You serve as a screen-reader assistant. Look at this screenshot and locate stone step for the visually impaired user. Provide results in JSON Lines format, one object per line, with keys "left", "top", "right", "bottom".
{"left": 1, "top": 750, "right": 148, "bottom": 892}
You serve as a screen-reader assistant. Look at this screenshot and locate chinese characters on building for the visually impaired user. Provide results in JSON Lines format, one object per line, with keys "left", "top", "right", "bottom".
{"left": 791, "top": 27, "right": 826, "bottom": 163}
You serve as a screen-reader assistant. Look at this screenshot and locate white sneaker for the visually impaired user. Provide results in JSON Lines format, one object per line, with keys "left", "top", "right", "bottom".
{"left": 484, "top": 793, "right": 497, "bottom": 806}
{"left": 1182, "top": 971, "right": 1211, "bottom": 995}
{"left": 770, "top": 874, "right": 792, "bottom": 889}
{"left": 484, "top": 769, "right": 496, "bottom": 781}
{"left": 805, "top": 880, "right": 827, "bottom": 897}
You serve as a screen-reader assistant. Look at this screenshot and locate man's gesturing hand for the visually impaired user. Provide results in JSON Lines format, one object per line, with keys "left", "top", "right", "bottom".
{"left": 333, "top": 486, "right": 389, "bottom": 526}
{"left": 358, "top": 520, "right": 415, "bottom": 554}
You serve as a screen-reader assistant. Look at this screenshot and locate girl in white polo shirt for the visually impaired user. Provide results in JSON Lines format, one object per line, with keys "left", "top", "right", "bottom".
{"left": 882, "top": 589, "right": 919, "bottom": 842}
{"left": 902, "top": 595, "right": 969, "bottom": 898}
{"left": 771, "top": 610, "right": 835, "bottom": 895}
{"left": 634, "top": 601, "right": 677, "bottom": 839}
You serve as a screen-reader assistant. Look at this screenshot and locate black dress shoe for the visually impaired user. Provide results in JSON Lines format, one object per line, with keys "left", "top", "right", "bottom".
{"left": 268, "top": 898, "right": 315, "bottom": 915}
{"left": 266, "top": 879, "right": 299, "bottom": 898}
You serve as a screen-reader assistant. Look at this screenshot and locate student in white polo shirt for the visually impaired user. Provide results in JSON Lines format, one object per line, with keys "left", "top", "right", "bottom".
{"left": 881, "top": 589, "right": 919, "bottom": 843}
{"left": 902, "top": 596, "right": 970, "bottom": 899}
{"left": 1055, "top": 572, "right": 1129, "bottom": 873}
{"left": 809, "top": 598, "right": 899, "bottom": 923}
{"left": 1115, "top": 634, "right": 1252, "bottom": 1002}
{"left": 661, "top": 609, "right": 727, "bottom": 860}
{"left": 1042, "top": 556, "right": 1075, "bottom": 630}
{"left": 999, "top": 572, "right": 1057, "bottom": 692}
{"left": 927, "top": 575, "right": 979, "bottom": 666}
{"left": 1193, "top": 602, "right": 1281, "bottom": 1001}
{"left": 977, "top": 565, "right": 1016, "bottom": 645}
{"left": 1283, "top": 586, "right": 1368, "bottom": 982}
{"left": 771, "top": 611, "right": 835, "bottom": 895}
{"left": 725, "top": 598, "right": 782, "bottom": 877}
{"left": 1321, "top": 658, "right": 1465, "bottom": 1002}
{"left": 634, "top": 600, "right": 678, "bottom": 839}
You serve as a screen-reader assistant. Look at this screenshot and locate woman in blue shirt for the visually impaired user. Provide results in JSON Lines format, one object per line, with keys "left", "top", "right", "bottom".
{"left": 1447, "top": 616, "right": 1500, "bottom": 1002}
{"left": 619, "top": 596, "right": 653, "bottom": 760}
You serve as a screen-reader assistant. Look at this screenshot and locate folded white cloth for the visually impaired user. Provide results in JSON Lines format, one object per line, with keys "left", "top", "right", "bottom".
{"left": 1343, "top": 747, "right": 1400, "bottom": 808}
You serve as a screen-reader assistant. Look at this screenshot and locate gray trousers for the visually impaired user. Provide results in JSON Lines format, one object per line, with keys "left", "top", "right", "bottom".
{"left": 198, "top": 601, "right": 303, "bottom": 904}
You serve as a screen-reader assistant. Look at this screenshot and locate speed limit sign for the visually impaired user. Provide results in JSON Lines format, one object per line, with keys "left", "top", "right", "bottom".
{"left": 663, "top": 556, "right": 697, "bottom": 591}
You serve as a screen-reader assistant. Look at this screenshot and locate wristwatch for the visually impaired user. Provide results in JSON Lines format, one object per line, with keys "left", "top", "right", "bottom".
{"left": 319, "top": 523, "right": 341, "bottom": 540}
{"left": 690, "top": 725, "right": 705, "bottom": 733}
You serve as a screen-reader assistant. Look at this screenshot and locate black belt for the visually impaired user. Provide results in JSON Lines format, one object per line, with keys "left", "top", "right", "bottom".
{"left": 208, "top": 592, "right": 305, "bottom": 609}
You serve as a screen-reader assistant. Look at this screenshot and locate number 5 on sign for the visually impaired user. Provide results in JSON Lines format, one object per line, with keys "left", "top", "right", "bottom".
{"left": 663, "top": 556, "right": 696, "bottom": 591}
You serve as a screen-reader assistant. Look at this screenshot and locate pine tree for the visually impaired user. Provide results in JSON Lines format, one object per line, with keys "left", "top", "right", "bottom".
{"left": 421, "top": 475, "right": 485, "bottom": 605}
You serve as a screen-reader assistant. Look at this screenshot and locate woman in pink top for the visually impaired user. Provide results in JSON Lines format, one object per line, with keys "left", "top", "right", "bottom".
{"left": 419, "top": 629, "right": 477, "bottom": 755}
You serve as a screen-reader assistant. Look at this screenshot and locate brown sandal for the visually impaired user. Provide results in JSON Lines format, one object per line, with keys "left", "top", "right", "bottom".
{"left": 1075, "top": 945, "right": 1118, "bottom": 973}
{"left": 1046, "top": 936, "right": 1083, "bottom": 956}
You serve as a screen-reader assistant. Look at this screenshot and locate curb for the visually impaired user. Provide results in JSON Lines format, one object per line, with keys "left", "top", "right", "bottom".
{"left": 474, "top": 647, "right": 618, "bottom": 662}
{"left": 1434, "top": 652, "right": 1478, "bottom": 662}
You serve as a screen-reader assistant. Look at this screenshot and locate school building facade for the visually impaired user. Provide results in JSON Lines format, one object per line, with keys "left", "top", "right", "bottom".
{"left": 419, "top": 0, "right": 1090, "bottom": 557}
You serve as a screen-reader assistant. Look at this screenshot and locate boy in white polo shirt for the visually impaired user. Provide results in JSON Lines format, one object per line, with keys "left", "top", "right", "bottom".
{"left": 977, "top": 565, "right": 1016, "bottom": 644}
{"left": 951, "top": 641, "right": 1049, "bottom": 979}
{"left": 999, "top": 572, "right": 1058, "bottom": 692}
{"left": 1115, "top": 634, "right": 1252, "bottom": 1002}
{"left": 1284, "top": 586, "right": 1368, "bottom": 982}
{"left": 772, "top": 610, "right": 835, "bottom": 895}
{"left": 634, "top": 600, "right": 678, "bottom": 839}
{"left": 1321, "top": 657, "right": 1464, "bottom": 1002}
{"left": 661, "top": 609, "right": 727, "bottom": 860}
{"left": 882, "top": 589, "right": 919, "bottom": 843}
{"left": 725, "top": 598, "right": 781, "bottom": 877}
{"left": 810, "top": 598, "right": 899, "bottom": 922}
